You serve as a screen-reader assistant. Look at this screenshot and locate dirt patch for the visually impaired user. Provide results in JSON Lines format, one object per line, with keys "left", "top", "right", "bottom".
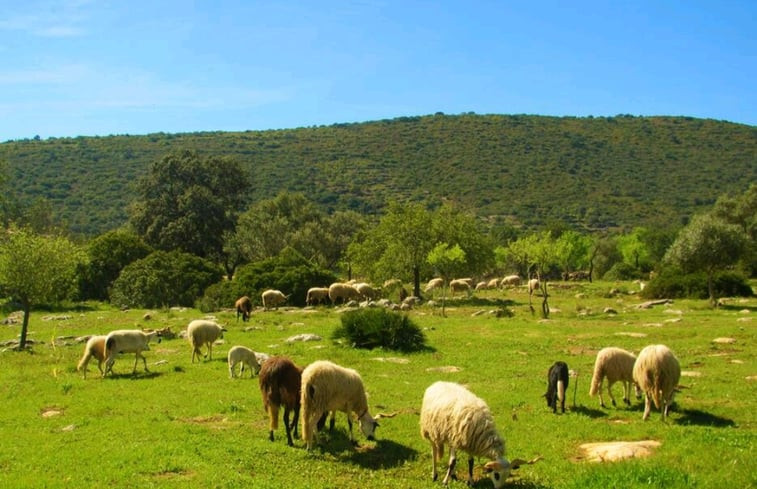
{"left": 713, "top": 337, "right": 737, "bottom": 344}
{"left": 373, "top": 357, "right": 410, "bottom": 364}
{"left": 426, "top": 366, "right": 462, "bottom": 373}
{"left": 615, "top": 332, "right": 647, "bottom": 338}
{"left": 578, "top": 440, "right": 661, "bottom": 462}
{"left": 681, "top": 371, "right": 702, "bottom": 377}
{"left": 41, "top": 407, "right": 64, "bottom": 418}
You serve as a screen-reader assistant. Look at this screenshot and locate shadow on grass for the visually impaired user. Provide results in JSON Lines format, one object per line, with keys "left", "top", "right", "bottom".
{"left": 312, "top": 430, "right": 418, "bottom": 469}
{"left": 105, "top": 371, "right": 163, "bottom": 380}
{"left": 570, "top": 405, "right": 608, "bottom": 419}
{"left": 675, "top": 409, "right": 735, "bottom": 427}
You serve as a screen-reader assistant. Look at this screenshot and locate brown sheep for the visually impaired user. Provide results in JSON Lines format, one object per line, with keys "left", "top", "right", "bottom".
{"left": 235, "top": 296, "right": 252, "bottom": 322}
{"left": 259, "top": 356, "right": 302, "bottom": 446}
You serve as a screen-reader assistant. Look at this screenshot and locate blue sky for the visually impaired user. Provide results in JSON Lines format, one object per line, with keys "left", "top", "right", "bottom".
{"left": 1, "top": 0, "right": 755, "bottom": 140}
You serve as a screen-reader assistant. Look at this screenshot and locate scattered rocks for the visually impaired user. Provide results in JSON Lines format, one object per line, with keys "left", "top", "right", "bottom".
{"left": 712, "top": 337, "right": 737, "bottom": 344}
{"left": 425, "top": 366, "right": 462, "bottom": 373}
{"left": 285, "top": 333, "right": 322, "bottom": 343}
{"left": 373, "top": 357, "right": 410, "bottom": 364}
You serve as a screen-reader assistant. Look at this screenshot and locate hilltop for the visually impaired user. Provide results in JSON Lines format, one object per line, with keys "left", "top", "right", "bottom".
{"left": 2, "top": 113, "right": 755, "bottom": 236}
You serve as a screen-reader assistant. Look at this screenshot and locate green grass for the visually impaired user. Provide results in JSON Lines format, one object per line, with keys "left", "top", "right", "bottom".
{"left": 0, "top": 281, "right": 754, "bottom": 488}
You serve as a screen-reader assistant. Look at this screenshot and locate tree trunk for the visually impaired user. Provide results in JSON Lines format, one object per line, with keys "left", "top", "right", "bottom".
{"left": 541, "top": 281, "right": 550, "bottom": 318}
{"left": 18, "top": 301, "right": 30, "bottom": 350}
{"left": 708, "top": 270, "right": 717, "bottom": 308}
{"left": 413, "top": 266, "right": 421, "bottom": 298}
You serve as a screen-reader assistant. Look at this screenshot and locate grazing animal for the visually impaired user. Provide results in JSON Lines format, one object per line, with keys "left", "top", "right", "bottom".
{"left": 262, "top": 289, "right": 288, "bottom": 310}
{"left": 186, "top": 319, "right": 225, "bottom": 363}
{"left": 354, "top": 282, "right": 379, "bottom": 301}
{"left": 449, "top": 278, "right": 472, "bottom": 296}
{"left": 500, "top": 274, "right": 521, "bottom": 288}
{"left": 306, "top": 287, "right": 330, "bottom": 306}
{"left": 76, "top": 335, "right": 107, "bottom": 378}
{"left": 589, "top": 347, "right": 641, "bottom": 408}
{"left": 300, "top": 360, "right": 391, "bottom": 450}
{"left": 235, "top": 296, "right": 252, "bottom": 322}
{"left": 545, "top": 361, "right": 569, "bottom": 413}
{"left": 424, "top": 278, "right": 444, "bottom": 293}
{"left": 420, "top": 381, "right": 535, "bottom": 487}
{"left": 327, "top": 282, "right": 361, "bottom": 305}
{"left": 633, "top": 344, "right": 681, "bottom": 421}
{"left": 102, "top": 329, "right": 161, "bottom": 377}
{"left": 227, "top": 345, "right": 261, "bottom": 378}
{"left": 528, "top": 278, "right": 540, "bottom": 296}
{"left": 259, "top": 356, "right": 302, "bottom": 446}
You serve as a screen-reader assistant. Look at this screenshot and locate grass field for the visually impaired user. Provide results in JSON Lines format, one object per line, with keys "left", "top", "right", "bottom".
{"left": 0, "top": 281, "right": 754, "bottom": 488}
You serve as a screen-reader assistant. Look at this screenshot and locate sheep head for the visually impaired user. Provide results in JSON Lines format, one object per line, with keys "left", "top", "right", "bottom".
{"left": 484, "top": 456, "right": 542, "bottom": 487}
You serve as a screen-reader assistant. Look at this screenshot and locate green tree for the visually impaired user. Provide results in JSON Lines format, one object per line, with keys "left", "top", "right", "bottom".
{"left": 712, "top": 183, "right": 757, "bottom": 275}
{"left": 129, "top": 150, "right": 248, "bottom": 262}
{"left": 430, "top": 204, "right": 495, "bottom": 278}
{"left": 78, "top": 230, "right": 152, "bottom": 301}
{"left": 555, "top": 230, "right": 593, "bottom": 280}
{"left": 426, "top": 242, "right": 466, "bottom": 316}
{"left": 527, "top": 231, "right": 559, "bottom": 317}
{"left": 617, "top": 227, "right": 653, "bottom": 272}
{"left": 663, "top": 213, "right": 748, "bottom": 306}
{"left": 0, "top": 226, "right": 85, "bottom": 349}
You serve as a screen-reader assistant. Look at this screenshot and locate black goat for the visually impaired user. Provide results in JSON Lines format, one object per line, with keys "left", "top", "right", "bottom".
{"left": 545, "top": 361, "right": 569, "bottom": 413}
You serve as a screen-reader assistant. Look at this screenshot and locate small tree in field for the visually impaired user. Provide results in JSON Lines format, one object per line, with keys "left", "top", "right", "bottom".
{"left": 0, "top": 226, "right": 84, "bottom": 349}
{"left": 426, "top": 243, "right": 466, "bottom": 317}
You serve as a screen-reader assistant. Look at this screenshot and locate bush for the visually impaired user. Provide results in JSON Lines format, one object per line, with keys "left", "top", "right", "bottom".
{"left": 110, "top": 250, "right": 223, "bottom": 308}
{"left": 642, "top": 267, "right": 753, "bottom": 300}
{"left": 602, "top": 262, "right": 645, "bottom": 281}
{"left": 196, "top": 280, "right": 245, "bottom": 313}
{"left": 332, "top": 308, "right": 427, "bottom": 352}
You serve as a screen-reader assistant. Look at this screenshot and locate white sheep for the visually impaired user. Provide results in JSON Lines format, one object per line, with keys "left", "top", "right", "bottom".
{"left": 633, "top": 344, "right": 681, "bottom": 421}
{"left": 449, "top": 278, "right": 472, "bottom": 296}
{"left": 424, "top": 278, "right": 444, "bottom": 293}
{"left": 527, "top": 278, "right": 540, "bottom": 296}
{"left": 420, "top": 381, "right": 535, "bottom": 487}
{"left": 187, "top": 319, "right": 225, "bottom": 363}
{"left": 328, "top": 282, "right": 361, "bottom": 305}
{"left": 475, "top": 281, "right": 489, "bottom": 291}
{"left": 589, "top": 347, "right": 641, "bottom": 408}
{"left": 227, "top": 345, "right": 262, "bottom": 378}
{"left": 354, "top": 282, "right": 379, "bottom": 301}
{"left": 102, "top": 329, "right": 161, "bottom": 377}
{"left": 487, "top": 278, "right": 500, "bottom": 289}
{"left": 500, "top": 274, "right": 521, "bottom": 288}
{"left": 306, "top": 287, "right": 330, "bottom": 306}
{"left": 262, "top": 289, "right": 288, "bottom": 310}
{"left": 300, "top": 360, "right": 391, "bottom": 450}
{"left": 76, "top": 335, "right": 107, "bottom": 378}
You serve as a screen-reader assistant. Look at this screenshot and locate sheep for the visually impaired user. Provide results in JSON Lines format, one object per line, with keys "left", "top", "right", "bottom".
{"left": 420, "top": 381, "right": 536, "bottom": 487}
{"left": 500, "top": 274, "right": 521, "bottom": 288}
{"left": 300, "top": 360, "right": 392, "bottom": 450}
{"left": 487, "top": 278, "right": 500, "bottom": 289}
{"left": 528, "top": 278, "right": 540, "bottom": 296}
{"left": 354, "top": 282, "right": 379, "bottom": 301}
{"left": 306, "top": 287, "right": 330, "bottom": 306}
{"left": 259, "top": 356, "right": 302, "bottom": 446}
{"left": 227, "top": 345, "right": 262, "bottom": 378}
{"left": 475, "top": 281, "right": 489, "bottom": 291}
{"left": 328, "top": 282, "right": 361, "bottom": 305}
{"left": 262, "top": 289, "right": 288, "bottom": 310}
{"left": 589, "top": 347, "right": 641, "bottom": 408}
{"left": 76, "top": 335, "right": 107, "bottom": 378}
{"left": 632, "top": 344, "right": 681, "bottom": 421}
{"left": 449, "top": 278, "right": 472, "bottom": 296}
{"left": 186, "top": 319, "right": 225, "bottom": 363}
{"left": 102, "top": 329, "right": 161, "bottom": 377}
{"left": 235, "top": 296, "right": 252, "bottom": 322}
{"left": 545, "top": 361, "right": 569, "bottom": 413}
{"left": 424, "top": 278, "right": 444, "bottom": 293}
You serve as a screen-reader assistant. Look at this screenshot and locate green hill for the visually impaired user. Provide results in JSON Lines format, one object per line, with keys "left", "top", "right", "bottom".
{"left": 2, "top": 113, "right": 755, "bottom": 236}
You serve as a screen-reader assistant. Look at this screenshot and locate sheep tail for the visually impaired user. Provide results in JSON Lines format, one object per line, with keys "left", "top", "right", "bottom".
{"left": 589, "top": 363, "right": 602, "bottom": 397}
{"left": 76, "top": 347, "right": 91, "bottom": 372}
{"left": 650, "top": 372, "right": 663, "bottom": 409}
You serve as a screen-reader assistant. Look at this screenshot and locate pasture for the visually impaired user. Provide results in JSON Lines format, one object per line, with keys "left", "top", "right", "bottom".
{"left": 0, "top": 281, "right": 754, "bottom": 489}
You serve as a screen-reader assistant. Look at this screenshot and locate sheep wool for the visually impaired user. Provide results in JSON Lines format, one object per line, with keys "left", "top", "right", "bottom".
{"left": 632, "top": 344, "right": 681, "bottom": 421}
{"left": 187, "top": 320, "right": 224, "bottom": 363}
{"left": 589, "top": 347, "right": 640, "bottom": 408}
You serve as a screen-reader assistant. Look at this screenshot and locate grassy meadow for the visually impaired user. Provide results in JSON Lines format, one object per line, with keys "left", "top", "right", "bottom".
{"left": 0, "top": 281, "right": 754, "bottom": 489}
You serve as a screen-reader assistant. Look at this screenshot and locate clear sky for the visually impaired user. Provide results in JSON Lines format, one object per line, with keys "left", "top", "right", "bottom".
{"left": 1, "top": 0, "right": 755, "bottom": 140}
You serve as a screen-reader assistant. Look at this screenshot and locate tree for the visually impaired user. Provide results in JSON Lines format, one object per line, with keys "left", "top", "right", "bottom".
{"left": 426, "top": 243, "right": 466, "bottom": 316}
{"left": 525, "top": 231, "right": 559, "bottom": 317}
{"left": 129, "top": 150, "right": 249, "bottom": 262}
{"left": 0, "top": 226, "right": 85, "bottom": 349}
{"left": 712, "top": 183, "right": 757, "bottom": 275}
{"left": 555, "top": 230, "right": 593, "bottom": 280}
{"left": 616, "top": 227, "right": 653, "bottom": 273}
{"left": 430, "top": 204, "right": 495, "bottom": 277}
{"left": 663, "top": 214, "right": 748, "bottom": 306}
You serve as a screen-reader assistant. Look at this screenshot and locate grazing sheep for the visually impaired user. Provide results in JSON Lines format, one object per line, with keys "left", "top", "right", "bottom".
{"left": 528, "top": 278, "right": 540, "bottom": 296}
{"left": 102, "top": 329, "right": 161, "bottom": 377}
{"left": 487, "top": 278, "right": 500, "bottom": 289}
{"left": 227, "top": 345, "right": 261, "bottom": 378}
{"left": 449, "top": 279, "right": 472, "bottom": 296}
{"left": 354, "top": 282, "right": 379, "bottom": 301}
{"left": 306, "top": 287, "right": 330, "bottom": 306}
{"left": 187, "top": 319, "right": 225, "bottom": 363}
{"left": 424, "top": 278, "right": 444, "bottom": 293}
{"left": 382, "top": 278, "right": 402, "bottom": 290}
{"left": 76, "top": 335, "right": 107, "bottom": 378}
{"left": 545, "top": 361, "right": 569, "bottom": 413}
{"left": 500, "top": 274, "right": 521, "bottom": 288}
{"left": 475, "top": 281, "right": 489, "bottom": 291}
{"left": 262, "top": 289, "right": 288, "bottom": 310}
{"left": 300, "top": 360, "right": 391, "bottom": 450}
{"left": 328, "top": 282, "right": 361, "bottom": 305}
{"left": 589, "top": 347, "right": 641, "bottom": 408}
{"left": 259, "top": 356, "right": 302, "bottom": 446}
{"left": 235, "top": 296, "right": 252, "bottom": 322}
{"left": 420, "top": 381, "right": 534, "bottom": 487}
{"left": 633, "top": 344, "right": 681, "bottom": 421}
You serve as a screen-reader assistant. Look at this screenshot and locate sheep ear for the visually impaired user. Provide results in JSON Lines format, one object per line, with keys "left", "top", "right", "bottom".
{"left": 510, "top": 456, "right": 544, "bottom": 470}
{"left": 484, "top": 461, "right": 503, "bottom": 473}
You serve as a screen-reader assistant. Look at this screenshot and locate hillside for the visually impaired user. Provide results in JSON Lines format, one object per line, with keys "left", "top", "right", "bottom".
{"left": 1, "top": 113, "right": 755, "bottom": 236}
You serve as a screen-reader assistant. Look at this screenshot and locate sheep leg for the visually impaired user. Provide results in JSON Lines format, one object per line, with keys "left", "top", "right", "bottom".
{"left": 642, "top": 394, "right": 651, "bottom": 420}
{"left": 442, "top": 447, "right": 457, "bottom": 485}
{"left": 347, "top": 416, "right": 357, "bottom": 446}
{"left": 467, "top": 456, "right": 475, "bottom": 486}
{"left": 430, "top": 444, "right": 440, "bottom": 481}
{"left": 268, "top": 404, "right": 279, "bottom": 442}
{"left": 291, "top": 405, "right": 300, "bottom": 440}
{"left": 622, "top": 381, "right": 631, "bottom": 406}
{"left": 607, "top": 381, "right": 616, "bottom": 407}
{"left": 140, "top": 351, "right": 149, "bottom": 372}
{"left": 206, "top": 342, "right": 212, "bottom": 360}
{"left": 229, "top": 361, "right": 236, "bottom": 378}
{"left": 283, "top": 408, "right": 294, "bottom": 446}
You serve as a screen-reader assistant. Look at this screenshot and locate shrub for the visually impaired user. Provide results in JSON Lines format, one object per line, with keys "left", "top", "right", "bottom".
{"left": 196, "top": 280, "right": 245, "bottom": 313}
{"left": 642, "top": 267, "right": 753, "bottom": 300}
{"left": 602, "top": 262, "right": 645, "bottom": 281}
{"left": 332, "top": 308, "right": 427, "bottom": 352}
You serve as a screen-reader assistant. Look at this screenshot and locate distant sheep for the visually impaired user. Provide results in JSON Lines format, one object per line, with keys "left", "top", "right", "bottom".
{"left": 545, "top": 361, "right": 569, "bottom": 414}
{"left": 633, "top": 344, "right": 681, "bottom": 421}
{"left": 259, "top": 356, "right": 302, "bottom": 446}
{"left": 500, "top": 274, "right": 521, "bottom": 288}
{"left": 424, "top": 278, "right": 444, "bottom": 293}
{"left": 235, "top": 296, "right": 252, "bottom": 322}
{"left": 328, "top": 282, "right": 361, "bottom": 305}
{"left": 420, "top": 381, "right": 536, "bottom": 487}
{"left": 76, "top": 335, "right": 107, "bottom": 378}
{"left": 102, "top": 329, "right": 161, "bottom": 376}
{"left": 475, "top": 281, "right": 489, "bottom": 291}
{"left": 449, "top": 279, "right": 472, "bottom": 296}
{"left": 227, "top": 345, "right": 261, "bottom": 378}
{"left": 528, "top": 278, "right": 540, "bottom": 296}
{"left": 187, "top": 319, "right": 225, "bottom": 363}
{"left": 589, "top": 347, "right": 641, "bottom": 408}
{"left": 262, "top": 289, "right": 288, "bottom": 310}
{"left": 306, "top": 287, "right": 330, "bottom": 306}
{"left": 300, "top": 360, "right": 392, "bottom": 450}
{"left": 354, "top": 282, "right": 379, "bottom": 301}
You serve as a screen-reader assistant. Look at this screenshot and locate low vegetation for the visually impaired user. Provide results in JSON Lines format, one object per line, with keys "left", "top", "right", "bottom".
{"left": 0, "top": 281, "right": 753, "bottom": 488}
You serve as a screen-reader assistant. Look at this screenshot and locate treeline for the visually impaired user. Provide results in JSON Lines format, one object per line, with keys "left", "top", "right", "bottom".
{"left": 1, "top": 113, "right": 755, "bottom": 237}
